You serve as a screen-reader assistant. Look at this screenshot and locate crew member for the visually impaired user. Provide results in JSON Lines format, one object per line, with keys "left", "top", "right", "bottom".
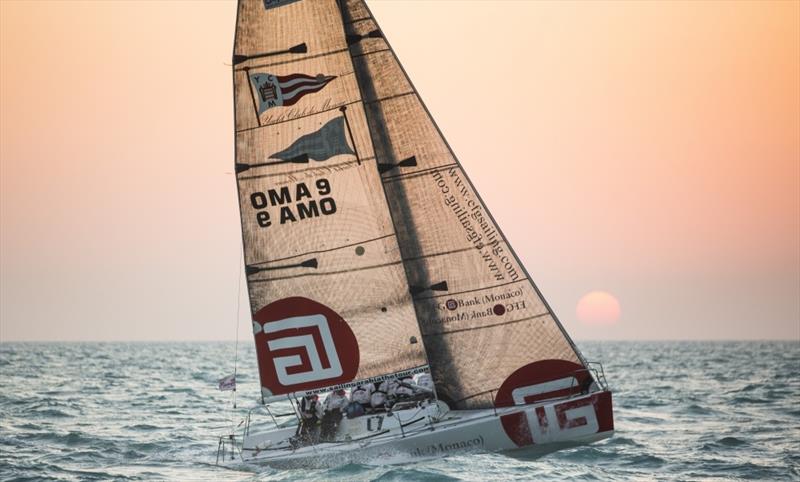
{"left": 320, "top": 389, "right": 348, "bottom": 441}
{"left": 370, "top": 385, "right": 388, "bottom": 411}
{"left": 394, "top": 376, "right": 414, "bottom": 399}
{"left": 297, "top": 394, "right": 322, "bottom": 444}
{"left": 347, "top": 383, "right": 373, "bottom": 418}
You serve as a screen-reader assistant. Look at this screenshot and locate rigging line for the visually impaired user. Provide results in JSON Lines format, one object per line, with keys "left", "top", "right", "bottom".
{"left": 247, "top": 233, "right": 395, "bottom": 266}
{"left": 247, "top": 259, "right": 403, "bottom": 284}
{"left": 381, "top": 163, "right": 459, "bottom": 183}
{"left": 350, "top": 47, "right": 390, "bottom": 60}
{"left": 235, "top": 99, "right": 360, "bottom": 133}
{"left": 451, "top": 388, "right": 498, "bottom": 404}
{"left": 238, "top": 156, "right": 376, "bottom": 181}
{"left": 242, "top": 67, "right": 262, "bottom": 127}
{"left": 232, "top": 249, "right": 243, "bottom": 410}
{"left": 413, "top": 278, "right": 529, "bottom": 301}
{"left": 423, "top": 312, "right": 550, "bottom": 337}
{"left": 234, "top": 47, "right": 349, "bottom": 72}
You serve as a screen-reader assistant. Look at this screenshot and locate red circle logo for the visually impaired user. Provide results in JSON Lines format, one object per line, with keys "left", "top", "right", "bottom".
{"left": 495, "top": 359, "right": 588, "bottom": 446}
{"left": 252, "top": 297, "right": 359, "bottom": 396}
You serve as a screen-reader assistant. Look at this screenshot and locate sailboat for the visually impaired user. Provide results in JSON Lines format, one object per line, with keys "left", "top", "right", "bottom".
{"left": 221, "top": 0, "right": 613, "bottom": 468}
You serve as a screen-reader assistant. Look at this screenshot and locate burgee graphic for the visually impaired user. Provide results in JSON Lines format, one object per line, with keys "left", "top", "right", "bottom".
{"left": 250, "top": 73, "right": 335, "bottom": 114}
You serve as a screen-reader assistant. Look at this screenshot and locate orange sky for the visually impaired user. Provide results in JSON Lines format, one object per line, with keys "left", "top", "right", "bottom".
{"left": 1, "top": 0, "right": 798, "bottom": 341}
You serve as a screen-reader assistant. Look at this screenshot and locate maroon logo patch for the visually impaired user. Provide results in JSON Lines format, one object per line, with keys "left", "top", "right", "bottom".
{"left": 495, "top": 359, "right": 592, "bottom": 446}
{"left": 252, "top": 297, "right": 359, "bottom": 396}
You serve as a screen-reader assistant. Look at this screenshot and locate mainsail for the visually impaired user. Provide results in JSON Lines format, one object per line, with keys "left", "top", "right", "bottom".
{"left": 233, "top": 0, "right": 589, "bottom": 409}
{"left": 233, "top": 0, "right": 429, "bottom": 401}
{"left": 339, "top": 0, "right": 589, "bottom": 409}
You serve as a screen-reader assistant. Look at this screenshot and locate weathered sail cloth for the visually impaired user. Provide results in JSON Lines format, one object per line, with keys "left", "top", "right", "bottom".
{"left": 340, "top": 0, "right": 588, "bottom": 409}
{"left": 233, "top": 0, "right": 429, "bottom": 401}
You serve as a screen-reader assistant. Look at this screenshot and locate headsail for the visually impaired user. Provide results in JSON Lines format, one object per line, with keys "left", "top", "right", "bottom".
{"left": 340, "top": 0, "right": 589, "bottom": 409}
{"left": 233, "top": 0, "right": 429, "bottom": 401}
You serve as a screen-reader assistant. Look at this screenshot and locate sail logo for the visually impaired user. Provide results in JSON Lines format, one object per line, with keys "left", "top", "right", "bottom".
{"left": 500, "top": 395, "right": 599, "bottom": 446}
{"left": 252, "top": 297, "right": 359, "bottom": 396}
{"left": 250, "top": 73, "right": 336, "bottom": 114}
{"left": 263, "top": 314, "right": 343, "bottom": 385}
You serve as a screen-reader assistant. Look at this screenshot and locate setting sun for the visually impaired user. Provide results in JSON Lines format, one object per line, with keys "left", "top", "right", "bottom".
{"left": 576, "top": 291, "right": 621, "bottom": 326}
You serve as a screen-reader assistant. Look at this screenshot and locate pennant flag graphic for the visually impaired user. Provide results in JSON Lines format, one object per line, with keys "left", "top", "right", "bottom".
{"left": 263, "top": 0, "right": 300, "bottom": 10}
{"left": 218, "top": 374, "right": 236, "bottom": 392}
{"left": 270, "top": 117, "right": 355, "bottom": 162}
{"left": 250, "top": 73, "right": 336, "bottom": 114}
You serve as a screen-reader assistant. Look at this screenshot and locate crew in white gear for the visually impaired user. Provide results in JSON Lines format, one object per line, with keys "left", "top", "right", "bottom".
{"left": 370, "top": 386, "right": 388, "bottom": 410}
{"left": 394, "top": 377, "right": 414, "bottom": 398}
{"left": 350, "top": 383, "right": 373, "bottom": 406}
{"left": 320, "top": 389, "right": 348, "bottom": 441}
{"left": 378, "top": 378, "right": 399, "bottom": 397}
{"left": 323, "top": 389, "right": 349, "bottom": 413}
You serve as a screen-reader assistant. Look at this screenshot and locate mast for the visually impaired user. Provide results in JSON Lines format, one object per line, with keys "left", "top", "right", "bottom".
{"left": 340, "top": 0, "right": 589, "bottom": 410}
{"left": 232, "top": 0, "right": 432, "bottom": 401}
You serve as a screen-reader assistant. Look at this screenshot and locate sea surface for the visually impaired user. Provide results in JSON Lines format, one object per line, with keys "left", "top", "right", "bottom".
{"left": 1, "top": 341, "right": 798, "bottom": 481}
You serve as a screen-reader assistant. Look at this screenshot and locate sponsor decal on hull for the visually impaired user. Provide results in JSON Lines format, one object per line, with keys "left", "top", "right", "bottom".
{"left": 409, "top": 435, "right": 485, "bottom": 457}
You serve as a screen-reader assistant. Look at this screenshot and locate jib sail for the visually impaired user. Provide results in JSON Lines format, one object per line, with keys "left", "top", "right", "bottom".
{"left": 340, "top": 0, "right": 589, "bottom": 409}
{"left": 233, "top": 0, "right": 429, "bottom": 401}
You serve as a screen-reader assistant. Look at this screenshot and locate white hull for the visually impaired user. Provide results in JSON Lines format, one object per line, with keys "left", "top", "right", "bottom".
{"left": 234, "top": 390, "right": 613, "bottom": 468}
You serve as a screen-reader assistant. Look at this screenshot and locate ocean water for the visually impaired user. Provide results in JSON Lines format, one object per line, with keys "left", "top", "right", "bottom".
{"left": 1, "top": 341, "right": 798, "bottom": 481}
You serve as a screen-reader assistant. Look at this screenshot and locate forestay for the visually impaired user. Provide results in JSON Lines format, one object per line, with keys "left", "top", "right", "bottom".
{"left": 340, "top": 0, "right": 589, "bottom": 409}
{"left": 233, "top": 0, "right": 429, "bottom": 401}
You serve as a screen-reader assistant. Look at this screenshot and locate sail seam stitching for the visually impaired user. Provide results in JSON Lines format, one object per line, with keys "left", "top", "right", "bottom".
{"left": 248, "top": 233, "right": 396, "bottom": 266}
{"left": 234, "top": 47, "right": 349, "bottom": 72}
{"left": 238, "top": 156, "right": 376, "bottom": 181}
{"left": 351, "top": 47, "right": 391, "bottom": 59}
{"left": 363, "top": 91, "right": 415, "bottom": 106}
{"left": 382, "top": 163, "right": 459, "bottom": 183}
{"left": 423, "top": 312, "right": 550, "bottom": 336}
{"left": 236, "top": 100, "right": 361, "bottom": 133}
{"left": 248, "top": 259, "right": 403, "bottom": 283}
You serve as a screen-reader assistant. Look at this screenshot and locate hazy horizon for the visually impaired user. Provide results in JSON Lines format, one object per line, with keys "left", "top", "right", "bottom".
{"left": 1, "top": 0, "right": 798, "bottom": 342}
